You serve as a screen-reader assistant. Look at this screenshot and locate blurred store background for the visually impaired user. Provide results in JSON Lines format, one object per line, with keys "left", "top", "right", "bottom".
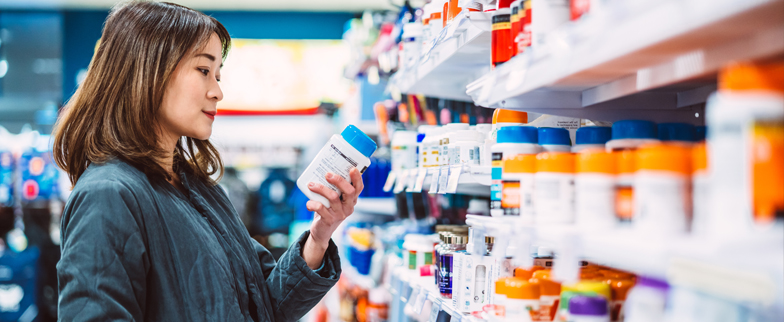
{"left": 1, "top": 0, "right": 783, "bottom": 322}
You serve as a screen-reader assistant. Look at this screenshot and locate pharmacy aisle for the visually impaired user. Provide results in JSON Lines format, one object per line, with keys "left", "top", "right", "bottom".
{"left": 335, "top": 0, "right": 784, "bottom": 321}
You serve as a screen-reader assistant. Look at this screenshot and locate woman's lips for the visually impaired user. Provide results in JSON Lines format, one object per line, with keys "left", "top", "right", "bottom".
{"left": 203, "top": 111, "right": 215, "bottom": 120}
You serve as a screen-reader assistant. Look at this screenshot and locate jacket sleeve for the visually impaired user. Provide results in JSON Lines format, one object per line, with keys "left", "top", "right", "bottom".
{"left": 57, "top": 179, "right": 149, "bottom": 322}
{"left": 254, "top": 231, "right": 341, "bottom": 322}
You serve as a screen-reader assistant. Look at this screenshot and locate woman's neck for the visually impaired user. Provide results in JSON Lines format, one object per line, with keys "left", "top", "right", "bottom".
{"left": 157, "top": 129, "right": 181, "bottom": 179}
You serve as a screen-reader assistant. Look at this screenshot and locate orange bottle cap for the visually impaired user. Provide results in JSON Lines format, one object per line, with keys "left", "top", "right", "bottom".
{"left": 599, "top": 270, "right": 635, "bottom": 280}
{"left": 531, "top": 269, "right": 551, "bottom": 280}
{"left": 692, "top": 142, "right": 707, "bottom": 172}
{"left": 493, "top": 108, "right": 528, "bottom": 124}
{"left": 431, "top": 12, "right": 442, "bottom": 19}
{"left": 615, "top": 150, "right": 637, "bottom": 175}
{"left": 577, "top": 149, "right": 616, "bottom": 174}
{"left": 636, "top": 143, "right": 692, "bottom": 175}
{"left": 535, "top": 279, "right": 562, "bottom": 296}
{"left": 514, "top": 265, "right": 545, "bottom": 279}
{"left": 504, "top": 154, "right": 532, "bottom": 173}
{"left": 536, "top": 152, "right": 575, "bottom": 173}
{"left": 580, "top": 272, "right": 602, "bottom": 280}
{"left": 496, "top": 277, "right": 509, "bottom": 295}
{"left": 719, "top": 62, "right": 784, "bottom": 93}
{"left": 506, "top": 280, "right": 541, "bottom": 300}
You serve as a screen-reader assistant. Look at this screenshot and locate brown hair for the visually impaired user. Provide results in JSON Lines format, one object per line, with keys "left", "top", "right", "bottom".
{"left": 53, "top": 1, "right": 231, "bottom": 185}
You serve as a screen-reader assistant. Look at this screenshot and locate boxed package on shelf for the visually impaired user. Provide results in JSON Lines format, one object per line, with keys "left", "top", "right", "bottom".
{"left": 452, "top": 252, "right": 501, "bottom": 313}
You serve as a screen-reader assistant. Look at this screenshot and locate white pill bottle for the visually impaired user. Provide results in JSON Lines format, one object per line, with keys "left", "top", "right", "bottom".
{"left": 297, "top": 125, "right": 377, "bottom": 208}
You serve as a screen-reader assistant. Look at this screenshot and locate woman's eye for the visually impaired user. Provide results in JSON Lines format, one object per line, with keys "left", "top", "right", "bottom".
{"left": 198, "top": 68, "right": 209, "bottom": 76}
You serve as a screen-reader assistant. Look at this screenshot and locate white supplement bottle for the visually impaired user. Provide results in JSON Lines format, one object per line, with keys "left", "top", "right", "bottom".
{"left": 441, "top": 123, "right": 470, "bottom": 166}
{"left": 391, "top": 130, "right": 419, "bottom": 172}
{"left": 297, "top": 125, "right": 376, "bottom": 208}
{"left": 535, "top": 151, "right": 576, "bottom": 224}
{"left": 450, "top": 130, "right": 483, "bottom": 166}
{"left": 417, "top": 125, "right": 437, "bottom": 168}
{"left": 633, "top": 144, "right": 691, "bottom": 234}
{"left": 575, "top": 149, "right": 616, "bottom": 229}
{"left": 491, "top": 126, "right": 541, "bottom": 217}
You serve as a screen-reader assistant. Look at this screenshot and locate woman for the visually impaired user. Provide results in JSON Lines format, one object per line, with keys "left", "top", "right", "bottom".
{"left": 52, "top": 2, "right": 359, "bottom": 321}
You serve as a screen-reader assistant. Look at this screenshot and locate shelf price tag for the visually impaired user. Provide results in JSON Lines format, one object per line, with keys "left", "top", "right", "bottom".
{"left": 393, "top": 171, "right": 409, "bottom": 194}
{"left": 412, "top": 169, "right": 428, "bottom": 193}
{"left": 413, "top": 287, "right": 427, "bottom": 314}
{"left": 428, "top": 168, "right": 441, "bottom": 195}
{"left": 437, "top": 166, "right": 450, "bottom": 194}
{"left": 382, "top": 171, "right": 397, "bottom": 193}
{"left": 429, "top": 298, "right": 442, "bottom": 322}
{"left": 405, "top": 169, "right": 418, "bottom": 192}
{"left": 445, "top": 165, "right": 463, "bottom": 194}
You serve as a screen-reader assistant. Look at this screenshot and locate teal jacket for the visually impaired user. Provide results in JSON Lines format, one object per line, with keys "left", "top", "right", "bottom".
{"left": 57, "top": 159, "right": 340, "bottom": 321}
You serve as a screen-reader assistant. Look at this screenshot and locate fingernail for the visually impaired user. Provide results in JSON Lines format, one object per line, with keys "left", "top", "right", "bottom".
{"left": 308, "top": 182, "right": 315, "bottom": 187}
{"left": 326, "top": 173, "right": 334, "bottom": 179}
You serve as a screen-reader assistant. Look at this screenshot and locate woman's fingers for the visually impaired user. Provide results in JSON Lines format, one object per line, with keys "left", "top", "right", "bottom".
{"left": 348, "top": 168, "right": 364, "bottom": 198}
{"left": 306, "top": 200, "right": 336, "bottom": 225}
{"left": 307, "top": 182, "right": 343, "bottom": 213}
{"left": 325, "top": 172, "right": 356, "bottom": 199}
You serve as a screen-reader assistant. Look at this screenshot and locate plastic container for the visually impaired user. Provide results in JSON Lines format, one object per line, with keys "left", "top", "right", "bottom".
{"left": 442, "top": 123, "right": 471, "bottom": 166}
{"left": 575, "top": 149, "right": 616, "bottom": 229}
{"left": 417, "top": 125, "right": 437, "bottom": 168}
{"left": 439, "top": 234, "right": 467, "bottom": 298}
{"left": 558, "top": 281, "right": 612, "bottom": 321}
{"left": 534, "top": 278, "right": 562, "bottom": 322}
{"left": 691, "top": 143, "right": 709, "bottom": 235}
{"left": 391, "top": 131, "right": 419, "bottom": 172}
{"left": 403, "top": 234, "right": 435, "bottom": 271}
{"left": 606, "top": 120, "right": 658, "bottom": 224}
{"left": 633, "top": 144, "right": 692, "bottom": 234}
{"left": 491, "top": 8, "right": 513, "bottom": 67}
{"left": 657, "top": 123, "right": 696, "bottom": 143}
{"left": 572, "top": 126, "right": 612, "bottom": 152}
{"left": 501, "top": 155, "right": 527, "bottom": 216}
{"left": 449, "top": 130, "right": 483, "bottom": 165}
{"left": 531, "top": 0, "right": 570, "bottom": 52}
{"left": 505, "top": 279, "right": 541, "bottom": 320}
{"left": 605, "top": 278, "right": 635, "bottom": 322}
{"left": 519, "top": 0, "right": 533, "bottom": 51}
{"left": 494, "top": 277, "right": 511, "bottom": 311}
{"left": 510, "top": 0, "right": 523, "bottom": 57}
{"left": 491, "top": 126, "right": 540, "bottom": 216}
{"left": 423, "top": 127, "right": 444, "bottom": 167}
{"left": 401, "top": 23, "right": 423, "bottom": 70}
{"left": 707, "top": 62, "right": 784, "bottom": 227}
{"left": 535, "top": 152, "right": 576, "bottom": 224}
{"left": 624, "top": 277, "right": 669, "bottom": 322}
{"left": 539, "top": 127, "right": 572, "bottom": 152}
{"left": 569, "top": 295, "right": 610, "bottom": 322}
{"left": 297, "top": 125, "right": 376, "bottom": 208}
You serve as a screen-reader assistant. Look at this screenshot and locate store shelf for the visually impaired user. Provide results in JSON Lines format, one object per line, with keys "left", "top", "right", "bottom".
{"left": 386, "top": 165, "right": 491, "bottom": 196}
{"left": 464, "top": 215, "right": 784, "bottom": 304}
{"left": 390, "top": 11, "right": 492, "bottom": 101}
{"left": 395, "top": 269, "right": 470, "bottom": 322}
{"left": 354, "top": 197, "right": 397, "bottom": 216}
{"left": 465, "top": 0, "right": 784, "bottom": 122}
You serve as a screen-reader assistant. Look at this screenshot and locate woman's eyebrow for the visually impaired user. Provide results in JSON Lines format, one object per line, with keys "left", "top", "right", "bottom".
{"left": 194, "top": 53, "right": 223, "bottom": 67}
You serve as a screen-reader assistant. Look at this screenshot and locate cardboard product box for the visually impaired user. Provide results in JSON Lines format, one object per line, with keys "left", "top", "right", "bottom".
{"left": 452, "top": 253, "right": 500, "bottom": 313}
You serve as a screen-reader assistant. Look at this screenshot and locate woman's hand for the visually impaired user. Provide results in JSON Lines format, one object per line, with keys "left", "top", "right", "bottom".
{"left": 301, "top": 168, "right": 364, "bottom": 269}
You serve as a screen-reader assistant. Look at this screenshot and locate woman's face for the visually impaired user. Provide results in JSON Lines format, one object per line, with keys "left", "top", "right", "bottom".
{"left": 158, "top": 33, "right": 223, "bottom": 142}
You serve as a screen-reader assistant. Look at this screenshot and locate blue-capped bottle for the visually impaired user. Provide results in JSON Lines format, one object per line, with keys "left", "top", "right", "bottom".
{"left": 297, "top": 125, "right": 377, "bottom": 208}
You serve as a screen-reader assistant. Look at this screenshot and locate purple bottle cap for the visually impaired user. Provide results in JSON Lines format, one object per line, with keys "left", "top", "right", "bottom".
{"left": 637, "top": 276, "right": 669, "bottom": 290}
{"left": 569, "top": 295, "right": 608, "bottom": 316}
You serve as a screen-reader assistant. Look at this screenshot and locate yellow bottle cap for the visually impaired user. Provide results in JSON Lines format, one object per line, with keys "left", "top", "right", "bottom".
{"left": 577, "top": 149, "right": 616, "bottom": 174}
{"left": 636, "top": 143, "right": 692, "bottom": 175}
{"left": 536, "top": 152, "right": 575, "bottom": 173}
{"left": 562, "top": 281, "right": 612, "bottom": 300}
{"left": 719, "top": 62, "right": 784, "bottom": 93}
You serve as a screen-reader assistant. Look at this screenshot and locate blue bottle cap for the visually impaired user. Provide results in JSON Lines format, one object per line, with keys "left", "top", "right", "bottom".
{"left": 611, "top": 120, "right": 657, "bottom": 140}
{"left": 658, "top": 123, "right": 696, "bottom": 142}
{"left": 569, "top": 295, "right": 608, "bottom": 316}
{"left": 497, "top": 126, "right": 538, "bottom": 144}
{"left": 341, "top": 125, "right": 377, "bottom": 158}
{"left": 695, "top": 126, "right": 707, "bottom": 142}
{"left": 417, "top": 133, "right": 426, "bottom": 143}
{"left": 538, "top": 127, "right": 571, "bottom": 146}
{"left": 575, "top": 126, "right": 611, "bottom": 145}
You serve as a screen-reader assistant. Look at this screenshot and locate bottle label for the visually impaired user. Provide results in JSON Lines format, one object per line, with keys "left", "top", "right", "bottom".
{"left": 501, "top": 180, "right": 521, "bottom": 215}
{"left": 438, "top": 254, "right": 454, "bottom": 295}
{"left": 491, "top": 152, "right": 504, "bottom": 211}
